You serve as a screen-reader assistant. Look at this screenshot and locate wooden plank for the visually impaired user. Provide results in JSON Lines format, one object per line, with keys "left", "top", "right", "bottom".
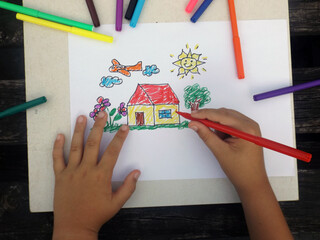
{"left": 0, "top": 145, "right": 27, "bottom": 182}
{"left": 293, "top": 67, "right": 320, "bottom": 134}
{"left": 0, "top": 79, "right": 26, "bottom": 145}
{"left": 0, "top": 0, "right": 23, "bottom": 48}
{"left": 0, "top": 48, "right": 25, "bottom": 80}
{"left": 289, "top": 0, "right": 320, "bottom": 35}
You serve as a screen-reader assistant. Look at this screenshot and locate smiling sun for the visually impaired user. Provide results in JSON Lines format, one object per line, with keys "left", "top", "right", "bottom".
{"left": 171, "top": 44, "right": 207, "bottom": 79}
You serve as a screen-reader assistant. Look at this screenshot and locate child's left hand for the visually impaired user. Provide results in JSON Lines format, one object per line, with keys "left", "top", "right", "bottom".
{"left": 52, "top": 111, "right": 140, "bottom": 240}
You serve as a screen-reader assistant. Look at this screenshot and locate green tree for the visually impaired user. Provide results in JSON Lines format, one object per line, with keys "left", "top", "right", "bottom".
{"left": 184, "top": 83, "right": 211, "bottom": 110}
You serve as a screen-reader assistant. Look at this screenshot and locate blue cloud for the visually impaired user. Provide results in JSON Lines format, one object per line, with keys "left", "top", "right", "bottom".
{"left": 143, "top": 65, "right": 160, "bottom": 77}
{"left": 99, "top": 76, "right": 123, "bottom": 88}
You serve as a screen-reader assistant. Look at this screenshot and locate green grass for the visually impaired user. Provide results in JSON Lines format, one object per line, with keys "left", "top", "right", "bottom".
{"left": 103, "top": 121, "right": 189, "bottom": 133}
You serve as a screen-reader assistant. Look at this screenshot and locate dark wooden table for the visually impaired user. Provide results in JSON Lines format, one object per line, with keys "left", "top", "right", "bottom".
{"left": 1, "top": 0, "right": 319, "bottom": 239}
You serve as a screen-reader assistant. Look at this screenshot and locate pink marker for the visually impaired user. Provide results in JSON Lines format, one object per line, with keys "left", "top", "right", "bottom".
{"left": 185, "top": 0, "right": 198, "bottom": 13}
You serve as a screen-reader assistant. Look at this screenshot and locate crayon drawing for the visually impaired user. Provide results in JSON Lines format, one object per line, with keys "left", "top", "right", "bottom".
{"left": 100, "top": 76, "right": 123, "bottom": 88}
{"left": 89, "top": 97, "right": 128, "bottom": 132}
{"left": 143, "top": 64, "right": 160, "bottom": 77}
{"left": 184, "top": 83, "right": 211, "bottom": 111}
{"left": 171, "top": 44, "right": 207, "bottom": 79}
{"left": 109, "top": 59, "right": 142, "bottom": 77}
{"left": 128, "top": 84, "right": 180, "bottom": 126}
{"left": 69, "top": 20, "right": 296, "bottom": 182}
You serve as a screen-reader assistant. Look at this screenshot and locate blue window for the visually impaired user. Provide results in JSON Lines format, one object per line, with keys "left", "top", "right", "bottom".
{"left": 159, "top": 109, "right": 172, "bottom": 119}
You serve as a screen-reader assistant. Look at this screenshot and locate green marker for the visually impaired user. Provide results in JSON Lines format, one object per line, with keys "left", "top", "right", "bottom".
{"left": 0, "top": 96, "right": 47, "bottom": 119}
{"left": 0, "top": 1, "right": 93, "bottom": 31}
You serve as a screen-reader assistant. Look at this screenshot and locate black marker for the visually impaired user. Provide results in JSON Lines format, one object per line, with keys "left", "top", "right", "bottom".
{"left": 125, "top": 0, "right": 138, "bottom": 20}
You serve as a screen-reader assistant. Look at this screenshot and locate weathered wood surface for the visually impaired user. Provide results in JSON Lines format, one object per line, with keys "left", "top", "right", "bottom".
{"left": 0, "top": 0, "right": 320, "bottom": 239}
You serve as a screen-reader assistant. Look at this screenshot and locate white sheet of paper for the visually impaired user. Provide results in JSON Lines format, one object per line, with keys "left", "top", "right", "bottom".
{"left": 69, "top": 20, "right": 295, "bottom": 182}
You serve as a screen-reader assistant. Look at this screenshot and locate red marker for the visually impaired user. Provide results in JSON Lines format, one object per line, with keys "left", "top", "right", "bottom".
{"left": 185, "top": 0, "right": 198, "bottom": 13}
{"left": 176, "top": 111, "right": 312, "bottom": 162}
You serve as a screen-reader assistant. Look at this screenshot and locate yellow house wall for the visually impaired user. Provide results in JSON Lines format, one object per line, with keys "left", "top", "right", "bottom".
{"left": 154, "top": 105, "right": 180, "bottom": 125}
{"left": 127, "top": 105, "right": 154, "bottom": 126}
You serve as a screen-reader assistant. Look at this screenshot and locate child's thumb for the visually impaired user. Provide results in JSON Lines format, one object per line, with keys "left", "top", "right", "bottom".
{"left": 112, "top": 170, "right": 140, "bottom": 207}
{"left": 189, "top": 121, "right": 229, "bottom": 158}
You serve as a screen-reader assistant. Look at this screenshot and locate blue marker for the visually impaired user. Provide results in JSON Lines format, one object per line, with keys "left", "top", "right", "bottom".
{"left": 129, "top": 0, "right": 145, "bottom": 28}
{"left": 191, "top": 0, "right": 213, "bottom": 23}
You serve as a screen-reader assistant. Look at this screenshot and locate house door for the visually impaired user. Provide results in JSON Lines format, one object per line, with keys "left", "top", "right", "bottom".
{"left": 135, "top": 112, "right": 144, "bottom": 126}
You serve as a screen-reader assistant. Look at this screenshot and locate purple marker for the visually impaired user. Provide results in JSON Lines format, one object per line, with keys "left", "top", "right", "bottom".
{"left": 116, "top": 0, "right": 123, "bottom": 31}
{"left": 253, "top": 79, "right": 320, "bottom": 101}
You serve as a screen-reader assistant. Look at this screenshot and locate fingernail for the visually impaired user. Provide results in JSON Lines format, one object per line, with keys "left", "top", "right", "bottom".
{"left": 56, "top": 134, "right": 62, "bottom": 141}
{"left": 134, "top": 171, "right": 141, "bottom": 181}
{"left": 189, "top": 125, "right": 198, "bottom": 132}
{"left": 77, "top": 116, "right": 84, "bottom": 123}
{"left": 191, "top": 110, "right": 199, "bottom": 114}
{"left": 120, "top": 125, "right": 129, "bottom": 131}
{"left": 97, "top": 111, "right": 105, "bottom": 119}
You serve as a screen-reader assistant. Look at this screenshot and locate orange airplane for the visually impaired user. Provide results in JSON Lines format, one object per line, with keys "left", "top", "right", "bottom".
{"left": 109, "top": 59, "right": 142, "bottom": 77}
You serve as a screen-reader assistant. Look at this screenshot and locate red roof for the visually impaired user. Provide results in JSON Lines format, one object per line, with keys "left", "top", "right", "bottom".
{"left": 128, "top": 84, "right": 179, "bottom": 105}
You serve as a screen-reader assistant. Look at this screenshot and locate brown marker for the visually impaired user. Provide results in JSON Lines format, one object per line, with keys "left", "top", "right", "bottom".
{"left": 85, "top": 0, "right": 100, "bottom": 27}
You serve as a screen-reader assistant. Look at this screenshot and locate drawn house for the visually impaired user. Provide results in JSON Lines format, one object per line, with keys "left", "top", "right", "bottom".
{"left": 127, "top": 84, "right": 180, "bottom": 126}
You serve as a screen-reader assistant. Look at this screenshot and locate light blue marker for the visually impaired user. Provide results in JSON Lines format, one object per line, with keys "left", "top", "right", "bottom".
{"left": 129, "top": 0, "right": 145, "bottom": 28}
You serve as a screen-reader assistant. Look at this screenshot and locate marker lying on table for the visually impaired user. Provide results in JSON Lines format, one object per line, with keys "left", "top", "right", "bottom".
{"left": 191, "top": 0, "right": 213, "bottom": 23}
{"left": 85, "top": 0, "right": 101, "bottom": 27}
{"left": 176, "top": 111, "right": 312, "bottom": 162}
{"left": 228, "top": 0, "right": 245, "bottom": 79}
{"left": 254, "top": 79, "right": 320, "bottom": 101}
{"left": 125, "top": 0, "right": 138, "bottom": 20}
{"left": 16, "top": 13, "right": 113, "bottom": 43}
{"left": 0, "top": 0, "right": 93, "bottom": 31}
{"left": 0, "top": 96, "right": 47, "bottom": 119}
{"left": 116, "top": 0, "right": 123, "bottom": 31}
{"left": 185, "top": 0, "right": 199, "bottom": 13}
{"left": 130, "top": 0, "right": 145, "bottom": 28}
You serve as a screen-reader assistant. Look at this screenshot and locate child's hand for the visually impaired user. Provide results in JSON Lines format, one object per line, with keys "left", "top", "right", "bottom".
{"left": 52, "top": 112, "right": 140, "bottom": 240}
{"left": 189, "top": 108, "right": 293, "bottom": 239}
{"left": 188, "top": 108, "right": 268, "bottom": 193}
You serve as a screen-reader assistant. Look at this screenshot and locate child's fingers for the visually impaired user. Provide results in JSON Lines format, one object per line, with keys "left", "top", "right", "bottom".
{"left": 189, "top": 121, "right": 229, "bottom": 159}
{"left": 68, "top": 115, "right": 87, "bottom": 169}
{"left": 112, "top": 170, "right": 140, "bottom": 208}
{"left": 191, "top": 108, "right": 238, "bottom": 125}
{"left": 99, "top": 125, "right": 129, "bottom": 176}
{"left": 191, "top": 108, "right": 260, "bottom": 135}
{"left": 52, "top": 134, "right": 66, "bottom": 175}
{"left": 82, "top": 111, "right": 108, "bottom": 167}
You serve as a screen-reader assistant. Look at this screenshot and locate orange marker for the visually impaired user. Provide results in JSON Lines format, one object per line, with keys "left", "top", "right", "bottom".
{"left": 228, "top": 0, "right": 245, "bottom": 79}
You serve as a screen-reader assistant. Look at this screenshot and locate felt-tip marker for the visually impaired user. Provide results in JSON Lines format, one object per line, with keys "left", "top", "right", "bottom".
{"left": 0, "top": 96, "right": 47, "bottom": 119}
{"left": 176, "top": 111, "right": 312, "bottom": 162}
{"left": 191, "top": 0, "right": 213, "bottom": 23}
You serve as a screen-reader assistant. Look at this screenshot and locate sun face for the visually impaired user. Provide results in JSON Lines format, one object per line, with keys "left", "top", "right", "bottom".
{"left": 171, "top": 44, "right": 207, "bottom": 79}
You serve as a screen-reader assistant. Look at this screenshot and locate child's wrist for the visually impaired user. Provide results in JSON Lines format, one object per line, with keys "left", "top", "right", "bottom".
{"left": 235, "top": 177, "right": 271, "bottom": 198}
{"left": 53, "top": 226, "right": 98, "bottom": 240}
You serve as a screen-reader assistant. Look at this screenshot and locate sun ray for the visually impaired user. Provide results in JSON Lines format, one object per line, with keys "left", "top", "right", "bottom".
{"left": 202, "top": 57, "right": 208, "bottom": 60}
{"left": 191, "top": 67, "right": 200, "bottom": 74}
{"left": 173, "top": 60, "right": 182, "bottom": 67}
{"left": 202, "top": 68, "right": 207, "bottom": 72}
{"left": 170, "top": 54, "right": 174, "bottom": 58}
{"left": 178, "top": 67, "right": 186, "bottom": 76}
{"left": 186, "top": 43, "right": 189, "bottom": 49}
{"left": 178, "top": 50, "right": 188, "bottom": 59}
{"left": 196, "top": 60, "right": 205, "bottom": 66}
{"left": 171, "top": 69, "right": 175, "bottom": 72}
{"left": 192, "top": 53, "right": 201, "bottom": 60}
{"left": 194, "top": 44, "right": 199, "bottom": 50}
{"left": 191, "top": 75, "right": 194, "bottom": 79}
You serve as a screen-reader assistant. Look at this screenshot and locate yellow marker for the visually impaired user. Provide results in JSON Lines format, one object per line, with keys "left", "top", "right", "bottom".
{"left": 16, "top": 13, "right": 113, "bottom": 43}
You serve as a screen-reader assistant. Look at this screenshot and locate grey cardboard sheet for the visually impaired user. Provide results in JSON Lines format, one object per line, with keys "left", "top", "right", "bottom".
{"left": 24, "top": 0, "right": 296, "bottom": 212}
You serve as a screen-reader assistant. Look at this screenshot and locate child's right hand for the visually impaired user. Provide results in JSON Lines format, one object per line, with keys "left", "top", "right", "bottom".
{"left": 188, "top": 108, "right": 269, "bottom": 194}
